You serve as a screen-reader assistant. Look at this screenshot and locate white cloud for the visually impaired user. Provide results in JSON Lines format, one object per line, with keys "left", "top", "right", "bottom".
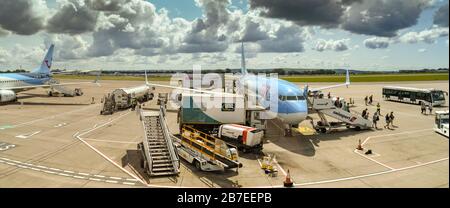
{"left": 398, "top": 27, "right": 449, "bottom": 44}
{"left": 313, "top": 38, "right": 349, "bottom": 52}
{"left": 363, "top": 37, "right": 390, "bottom": 49}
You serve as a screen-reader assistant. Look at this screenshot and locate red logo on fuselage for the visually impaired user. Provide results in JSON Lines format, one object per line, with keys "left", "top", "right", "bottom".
{"left": 44, "top": 59, "right": 51, "bottom": 68}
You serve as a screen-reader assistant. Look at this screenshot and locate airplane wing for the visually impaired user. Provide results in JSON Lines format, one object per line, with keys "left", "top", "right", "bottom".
{"left": 146, "top": 82, "right": 237, "bottom": 96}
{"left": 2, "top": 76, "right": 100, "bottom": 91}
{"left": 143, "top": 68, "right": 237, "bottom": 96}
{"left": 309, "top": 69, "right": 350, "bottom": 93}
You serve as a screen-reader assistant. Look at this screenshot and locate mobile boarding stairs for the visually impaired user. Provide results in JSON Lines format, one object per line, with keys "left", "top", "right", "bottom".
{"left": 138, "top": 106, "right": 180, "bottom": 177}
{"left": 309, "top": 98, "right": 373, "bottom": 133}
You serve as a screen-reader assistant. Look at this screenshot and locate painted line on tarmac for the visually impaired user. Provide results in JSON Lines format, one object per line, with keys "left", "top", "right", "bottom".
{"left": 356, "top": 128, "right": 433, "bottom": 170}
{"left": 54, "top": 123, "right": 68, "bottom": 128}
{"left": 11, "top": 104, "right": 100, "bottom": 128}
{"left": 74, "top": 111, "right": 147, "bottom": 186}
{"left": 84, "top": 138, "right": 138, "bottom": 144}
{"left": 293, "top": 157, "right": 449, "bottom": 187}
{"left": 273, "top": 158, "right": 287, "bottom": 177}
{"left": 15, "top": 131, "right": 41, "bottom": 139}
{"left": 361, "top": 128, "right": 433, "bottom": 146}
{"left": 0, "top": 157, "right": 138, "bottom": 186}
{"left": 269, "top": 120, "right": 285, "bottom": 133}
{"left": 354, "top": 150, "right": 395, "bottom": 170}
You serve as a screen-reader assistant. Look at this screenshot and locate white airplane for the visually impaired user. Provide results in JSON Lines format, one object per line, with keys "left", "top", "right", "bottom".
{"left": 143, "top": 42, "right": 350, "bottom": 131}
{"left": 0, "top": 44, "right": 98, "bottom": 103}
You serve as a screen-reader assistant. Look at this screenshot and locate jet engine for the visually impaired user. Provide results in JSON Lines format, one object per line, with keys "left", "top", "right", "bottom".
{"left": 0, "top": 90, "right": 17, "bottom": 103}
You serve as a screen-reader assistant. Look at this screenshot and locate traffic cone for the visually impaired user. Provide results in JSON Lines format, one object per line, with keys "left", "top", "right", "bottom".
{"left": 356, "top": 139, "right": 363, "bottom": 151}
{"left": 283, "top": 169, "right": 294, "bottom": 187}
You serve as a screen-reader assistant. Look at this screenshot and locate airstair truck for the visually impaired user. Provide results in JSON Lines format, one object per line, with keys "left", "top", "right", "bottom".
{"left": 310, "top": 98, "right": 373, "bottom": 132}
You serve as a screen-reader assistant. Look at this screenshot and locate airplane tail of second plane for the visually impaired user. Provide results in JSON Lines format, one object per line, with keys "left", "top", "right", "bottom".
{"left": 240, "top": 42, "right": 248, "bottom": 75}
{"left": 31, "top": 44, "right": 54, "bottom": 75}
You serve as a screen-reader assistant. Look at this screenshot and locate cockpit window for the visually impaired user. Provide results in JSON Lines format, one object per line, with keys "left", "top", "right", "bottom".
{"left": 279, "top": 95, "right": 305, "bottom": 101}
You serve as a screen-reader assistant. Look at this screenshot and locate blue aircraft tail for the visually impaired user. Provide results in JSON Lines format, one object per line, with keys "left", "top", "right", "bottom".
{"left": 240, "top": 42, "right": 247, "bottom": 75}
{"left": 31, "top": 44, "right": 54, "bottom": 75}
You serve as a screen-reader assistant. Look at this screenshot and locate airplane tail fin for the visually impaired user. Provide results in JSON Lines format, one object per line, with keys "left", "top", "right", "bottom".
{"left": 94, "top": 70, "right": 102, "bottom": 86}
{"left": 345, "top": 69, "right": 350, "bottom": 87}
{"left": 32, "top": 44, "right": 54, "bottom": 75}
{"left": 240, "top": 42, "right": 247, "bottom": 75}
{"left": 144, "top": 69, "right": 149, "bottom": 85}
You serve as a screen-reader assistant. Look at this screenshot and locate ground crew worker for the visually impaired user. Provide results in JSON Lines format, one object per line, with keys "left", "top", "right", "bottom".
{"left": 365, "top": 112, "right": 370, "bottom": 120}
{"left": 327, "top": 92, "right": 331, "bottom": 99}
{"left": 346, "top": 103, "right": 350, "bottom": 112}
{"left": 376, "top": 102, "right": 381, "bottom": 114}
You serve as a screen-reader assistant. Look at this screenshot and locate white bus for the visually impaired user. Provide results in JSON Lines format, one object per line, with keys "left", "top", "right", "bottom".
{"left": 382, "top": 86, "right": 447, "bottom": 106}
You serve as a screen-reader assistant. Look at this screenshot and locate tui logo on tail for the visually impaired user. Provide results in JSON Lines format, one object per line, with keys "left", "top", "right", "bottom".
{"left": 44, "top": 59, "right": 52, "bottom": 68}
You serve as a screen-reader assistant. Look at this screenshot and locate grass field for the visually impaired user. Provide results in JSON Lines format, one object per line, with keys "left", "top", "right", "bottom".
{"left": 281, "top": 73, "right": 449, "bottom": 82}
{"left": 53, "top": 73, "right": 449, "bottom": 83}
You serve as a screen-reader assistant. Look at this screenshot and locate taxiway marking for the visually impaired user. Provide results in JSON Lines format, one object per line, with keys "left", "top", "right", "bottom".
{"left": 73, "top": 111, "right": 192, "bottom": 188}
{"left": 355, "top": 128, "right": 434, "bottom": 170}
{"left": 0, "top": 157, "right": 138, "bottom": 186}
{"left": 74, "top": 111, "right": 147, "bottom": 186}
{"left": 15, "top": 131, "right": 41, "bottom": 139}
{"left": 54, "top": 123, "right": 67, "bottom": 128}
{"left": 84, "top": 138, "right": 138, "bottom": 144}
{"left": 11, "top": 104, "right": 100, "bottom": 129}
{"left": 247, "top": 157, "right": 449, "bottom": 188}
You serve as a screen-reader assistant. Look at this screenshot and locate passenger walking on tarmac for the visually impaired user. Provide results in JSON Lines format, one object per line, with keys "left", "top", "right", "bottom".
{"left": 376, "top": 102, "right": 381, "bottom": 114}
{"left": 372, "top": 112, "right": 379, "bottom": 129}
{"left": 421, "top": 102, "right": 426, "bottom": 114}
{"left": 362, "top": 108, "right": 368, "bottom": 118}
{"left": 389, "top": 111, "right": 395, "bottom": 128}
{"left": 425, "top": 104, "right": 429, "bottom": 115}
{"left": 364, "top": 96, "right": 368, "bottom": 106}
{"left": 327, "top": 92, "right": 331, "bottom": 99}
{"left": 384, "top": 113, "right": 391, "bottom": 129}
{"left": 364, "top": 112, "right": 370, "bottom": 120}
{"left": 346, "top": 103, "right": 350, "bottom": 112}
{"left": 428, "top": 104, "right": 433, "bottom": 115}
{"left": 369, "top": 95, "right": 373, "bottom": 105}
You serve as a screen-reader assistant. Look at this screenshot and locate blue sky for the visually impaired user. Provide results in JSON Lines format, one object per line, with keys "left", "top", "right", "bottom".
{"left": 0, "top": 0, "right": 448, "bottom": 71}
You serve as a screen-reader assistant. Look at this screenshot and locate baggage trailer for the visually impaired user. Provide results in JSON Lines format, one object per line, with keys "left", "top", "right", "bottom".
{"left": 174, "top": 125, "right": 242, "bottom": 172}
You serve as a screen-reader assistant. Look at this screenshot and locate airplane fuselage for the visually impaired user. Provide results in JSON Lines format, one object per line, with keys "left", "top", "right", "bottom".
{"left": 0, "top": 73, "right": 51, "bottom": 92}
{"left": 239, "top": 74, "right": 308, "bottom": 126}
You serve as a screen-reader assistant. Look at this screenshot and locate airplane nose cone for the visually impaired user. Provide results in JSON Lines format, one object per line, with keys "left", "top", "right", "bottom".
{"left": 278, "top": 100, "right": 308, "bottom": 124}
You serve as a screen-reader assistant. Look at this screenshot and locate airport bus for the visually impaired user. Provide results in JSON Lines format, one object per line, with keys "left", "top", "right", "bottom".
{"left": 382, "top": 86, "right": 447, "bottom": 106}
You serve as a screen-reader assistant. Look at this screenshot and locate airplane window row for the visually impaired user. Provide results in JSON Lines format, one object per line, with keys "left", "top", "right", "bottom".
{"left": 0, "top": 80, "right": 29, "bottom": 83}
